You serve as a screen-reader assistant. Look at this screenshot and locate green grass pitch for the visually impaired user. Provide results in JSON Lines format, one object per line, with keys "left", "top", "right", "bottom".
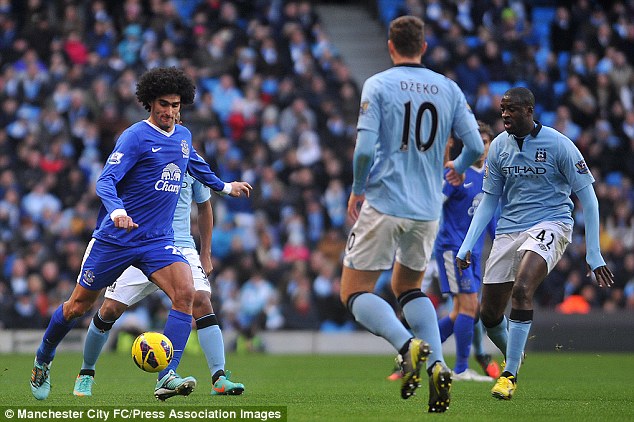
{"left": 1, "top": 351, "right": 633, "bottom": 421}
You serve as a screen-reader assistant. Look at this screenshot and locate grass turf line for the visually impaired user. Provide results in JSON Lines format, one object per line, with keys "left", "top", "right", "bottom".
{"left": 2, "top": 352, "right": 633, "bottom": 421}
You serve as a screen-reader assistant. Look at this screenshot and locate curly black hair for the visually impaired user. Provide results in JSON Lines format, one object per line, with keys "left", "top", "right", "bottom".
{"left": 135, "top": 67, "right": 196, "bottom": 112}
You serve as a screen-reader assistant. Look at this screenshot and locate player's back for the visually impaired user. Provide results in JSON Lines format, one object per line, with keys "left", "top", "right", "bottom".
{"left": 358, "top": 65, "right": 478, "bottom": 221}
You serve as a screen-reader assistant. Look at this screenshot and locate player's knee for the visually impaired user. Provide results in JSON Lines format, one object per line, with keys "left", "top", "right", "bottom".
{"left": 480, "top": 307, "right": 502, "bottom": 328}
{"left": 99, "top": 300, "right": 126, "bottom": 321}
{"left": 457, "top": 293, "right": 478, "bottom": 316}
{"left": 172, "top": 284, "right": 195, "bottom": 309}
{"left": 511, "top": 283, "right": 532, "bottom": 306}
{"left": 192, "top": 291, "right": 213, "bottom": 316}
{"left": 63, "top": 300, "right": 90, "bottom": 320}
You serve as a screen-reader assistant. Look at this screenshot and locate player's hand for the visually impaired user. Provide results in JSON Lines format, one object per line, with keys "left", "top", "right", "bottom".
{"left": 444, "top": 161, "right": 465, "bottom": 186}
{"left": 588, "top": 264, "right": 614, "bottom": 288}
{"left": 347, "top": 192, "right": 365, "bottom": 222}
{"left": 113, "top": 215, "right": 139, "bottom": 232}
{"left": 228, "top": 181, "right": 253, "bottom": 197}
{"left": 456, "top": 251, "right": 471, "bottom": 274}
{"left": 200, "top": 252, "right": 213, "bottom": 276}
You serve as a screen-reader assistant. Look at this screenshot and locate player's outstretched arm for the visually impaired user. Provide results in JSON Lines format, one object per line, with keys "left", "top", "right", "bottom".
{"left": 457, "top": 191, "right": 500, "bottom": 267}
{"left": 575, "top": 185, "right": 614, "bottom": 288}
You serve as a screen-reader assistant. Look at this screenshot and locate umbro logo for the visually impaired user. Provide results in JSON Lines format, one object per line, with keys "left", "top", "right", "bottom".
{"left": 152, "top": 147, "right": 162, "bottom": 152}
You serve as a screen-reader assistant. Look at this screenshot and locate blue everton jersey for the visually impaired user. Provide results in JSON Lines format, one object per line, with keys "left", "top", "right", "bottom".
{"left": 485, "top": 123, "right": 594, "bottom": 234}
{"left": 173, "top": 173, "right": 211, "bottom": 249}
{"left": 435, "top": 166, "right": 494, "bottom": 254}
{"left": 94, "top": 120, "right": 224, "bottom": 246}
{"left": 357, "top": 64, "right": 481, "bottom": 220}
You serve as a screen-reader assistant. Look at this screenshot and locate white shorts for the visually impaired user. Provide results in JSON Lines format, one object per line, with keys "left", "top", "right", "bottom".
{"left": 483, "top": 221, "right": 572, "bottom": 285}
{"left": 104, "top": 247, "right": 211, "bottom": 306}
{"left": 343, "top": 203, "right": 438, "bottom": 272}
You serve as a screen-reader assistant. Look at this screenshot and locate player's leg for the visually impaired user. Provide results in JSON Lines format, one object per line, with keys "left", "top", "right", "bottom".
{"left": 147, "top": 251, "right": 197, "bottom": 401}
{"left": 32, "top": 239, "right": 126, "bottom": 400}
{"left": 435, "top": 249, "right": 456, "bottom": 343}
{"left": 73, "top": 298, "right": 128, "bottom": 396}
{"left": 150, "top": 258, "right": 196, "bottom": 400}
{"left": 452, "top": 293, "right": 482, "bottom": 377}
{"left": 479, "top": 233, "right": 520, "bottom": 359}
{"left": 340, "top": 204, "right": 417, "bottom": 358}
{"left": 473, "top": 310, "right": 501, "bottom": 378}
{"left": 183, "top": 247, "right": 245, "bottom": 396}
{"left": 503, "top": 223, "right": 571, "bottom": 382}
{"left": 31, "top": 284, "right": 101, "bottom": 400}
{"left": 502, "top": 251, "right": 546, "bottom": 379}
{"left": 75, "top": 265, "right": 158, "bottom": 396}
{"left": 392, "top": 219, "right": 450, "bottom": 412}
{"left": 193, "top": 291, "right": 245, "bottom": 396}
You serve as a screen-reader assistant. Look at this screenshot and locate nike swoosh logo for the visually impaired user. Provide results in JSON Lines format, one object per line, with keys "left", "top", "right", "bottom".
{"left": 152, "top": 147, "right": 162, "bottom": 152}
{"left": 463, "top": 182, "right": 473, "bottom": 188}
{"left": 213, "top": 385, "right": 226, "bottom": 393}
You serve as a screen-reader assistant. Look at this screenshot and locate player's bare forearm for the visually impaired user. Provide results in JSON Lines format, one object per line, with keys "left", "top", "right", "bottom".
{"left": 228, "top": 181, "right": 253, "bottom": 197}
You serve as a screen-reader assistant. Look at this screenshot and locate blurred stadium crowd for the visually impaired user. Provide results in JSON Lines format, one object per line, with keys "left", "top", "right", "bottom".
{"left": 0, "top": 0, "right": 633, "bottom": 336}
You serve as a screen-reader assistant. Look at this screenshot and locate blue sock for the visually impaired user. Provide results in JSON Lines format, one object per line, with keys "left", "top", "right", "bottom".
{"left": 472, "top": 320, "right": 485, "bottom": 356}
{"left": 399, "top": 292, "right": 445, "bottom": 370}
{"left": 349, "top": 293, "right": 412, "bottom": 351}
{"left": 506, "top": 319, "right": 532, "bottom": 376}
{"left": 159, "top": 309, "right": 192, "bottom": 379}
{"left": 453, "top": 314, "right": 475, "bottom": 374}
{"left": 81, "top": 319, "right": 112, "bottom": 371}
{"left": 438, "top": 316, "right": 454, "bottom": 343}
{"left": 196, "top": 314, "right": 225, "bottom": 377}
{"left": 484, "top": 316, "right": 508, "bottom": 358}
{"left": 37, "top": 304, "right": 78, "bottom": 364}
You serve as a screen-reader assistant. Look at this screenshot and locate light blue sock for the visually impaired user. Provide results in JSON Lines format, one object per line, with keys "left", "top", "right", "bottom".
{"left": 349, "top": 293, "right": 412, "bottom": 351}
{"left": 484, "top": 316, "right": 508, "bottom": 358}
{"left": 81, "top": 320, "right": 111, "bottom": 371}
{"left": 472, "top": 320, "right": 485, "bottom": 356}
{"left": 399, "top": 292, "right": 445, "bottom": 369}
{"left": 453, "top": 314, "right": 475, "bottom": 373}
{"left": 438, "top": 316, "right": 454, "bottom": 343}
{"left": 505, "top": 319, "right": 531, "bottom": 376}
{"left": 37, "top": 304, "right": 78, "bottom": 364}
{"left": 196, "top": 315, "right": 225, "bottom": 377}
{"left": 159, "top": 309, "right": 192, "bottom": 379}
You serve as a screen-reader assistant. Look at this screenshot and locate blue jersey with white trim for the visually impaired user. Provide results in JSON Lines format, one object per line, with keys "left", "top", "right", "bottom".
{"left": 357, "top": 64, "right": 481, "bottom": 220}
{"left": 173, "top": 173, "right": 211, "bottom": 249}
{"left": 485, "top": 123, "right": 594, "bottom": 234}
{"left": 94, "top": 120, "right": 223, "bottom": 246}
{"left": 435, "top": 166, "right": 495, "bottom": 254}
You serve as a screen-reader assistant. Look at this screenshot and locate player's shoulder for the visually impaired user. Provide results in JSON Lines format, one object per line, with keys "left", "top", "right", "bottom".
{"left": 490, "top": 131, "right": 507, "bottom": 148}
{"left": 536, "top": 124, "right": 577, "bottom": 152}
{"left": 174, "top": 123, "right": 192, "bottom": 138}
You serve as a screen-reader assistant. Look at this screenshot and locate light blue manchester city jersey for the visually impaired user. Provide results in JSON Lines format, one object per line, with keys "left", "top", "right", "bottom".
{"left": 485, "top": 123, "right": 594, "bottom": 233}
{"left": 173, "top": 173, "right": 211, "bottom": 249}
{"left": 357, "top": 64, "right": 482, "bottom": 220}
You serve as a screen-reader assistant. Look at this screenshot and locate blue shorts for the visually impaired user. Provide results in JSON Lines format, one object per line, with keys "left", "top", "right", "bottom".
{"left": 435, "top": 248, "right": 481, "bottom": 295}
{"left": 77, "top": 238, "right": 188, "bottom": 291}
